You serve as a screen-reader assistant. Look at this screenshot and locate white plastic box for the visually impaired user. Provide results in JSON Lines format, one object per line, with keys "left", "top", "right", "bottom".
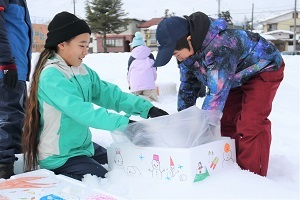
{"left": 0, "top": 169, "right": 123, "bottom": 199}
{"left": 107, "top": 137, "right": 236, "bottom": 183}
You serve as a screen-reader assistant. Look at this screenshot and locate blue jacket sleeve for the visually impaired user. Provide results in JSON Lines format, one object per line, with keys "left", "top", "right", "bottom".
{"left": 202, "top": 47, "right": 238, "bottom": 111}
{"left": 0, "top": 1, "right": 14, "bottom": 64}
{"left": 177, "top": 63, "right": 202, "bottom": 111}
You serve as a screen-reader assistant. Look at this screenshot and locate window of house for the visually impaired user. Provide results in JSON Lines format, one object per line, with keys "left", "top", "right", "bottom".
{"left": 267, "top": 24, "right": 277, "bottom": 31}
{"left": 115, "top": 39, "right": 123, "bottom": 47}
{"left": 105, "top": 39, "right": 123, "bottom": 47}
{"left": 292, "top": 12, "right": 298, "bottom": 18}
{"left": 290, "top": 26, "right": 300, "bottom": 33}
{"left": 149, "top": 30, "right": 157, "bottom": 45}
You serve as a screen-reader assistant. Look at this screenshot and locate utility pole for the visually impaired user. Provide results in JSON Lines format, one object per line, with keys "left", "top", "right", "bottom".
{"left": 73, "top": 0, "right": 76, "bottom": 15}
{"left": 251, "top": 3, "right": 254, "bottom": 31}
{"left": 217, "top": 0, "right": 220, "bottom": 17}
{"left": 293, "top": 0, "right": 297, "bottom": 51}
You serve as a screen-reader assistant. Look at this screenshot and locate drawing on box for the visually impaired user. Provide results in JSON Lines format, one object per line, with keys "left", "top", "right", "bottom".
{"left": 139, "top": 153, "right": 145, "bottom": 161}
{"left": 127, "top": 166, "right": 141, "bottom": 176}
{"left": 210, "top": 157, "right": 219, "bottom": 170}
{"left": 208, "top": 151, "right": 214, "bottom": 163}
{"left": 114, "top": 148, "right": 124, "bottom": 170}
{"left": 165, "top": 157, "right": 179, "bottom": 181}
{"left": 194, "top": 161, "right": 210, "bottom": 182}
{"left": 148, "top": 154, "right": 165, "bottom": 179}
{"left": 86, "top": 194, "right": 117, "bottom": 200}
{"left": 165, "top": 157, "right": 187, "bottom": 182}
{"left": 0, "top": 176, "right": 54, "bottom": 190}
{"left": 222, "top": 143, "right": 235, "bottom": 168}
{"left": 0, "top": 176, "right": 81, "bottom": 200}
{"left": 40, "top": 194, "right": 64, "bottom": 200}
{"left": 198, "top": 162, "right": 204, "bottom": 174}
{"left": 179, "top": 174, "right": 187, "bottom": 181}
{"left": 169, "top": 157, "right": 179, "bottom": 177}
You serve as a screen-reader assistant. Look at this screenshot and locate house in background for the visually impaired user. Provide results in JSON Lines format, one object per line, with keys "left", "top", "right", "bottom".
{"left": 260, "top": 30, "right": 295, "bottom": 51}
{"left": 260, "top": 10, "right": 300, "bottom": 51}
{"left": 31, "top": 18, "right": 145, "bottom": 53}
{"left": 34, "top": 11, "right": 299, "bottom": 53}
{"left": 95, "top": 18, "right": 144, "bottom": 53}
{"left": 137, "top": 18, "right": 164, "bottom": 51}
{"left": 94, "top": 18, "right": 164, "bottom": 53}
{"left": 32, "top": 24, "right": 48, "bottom": 52}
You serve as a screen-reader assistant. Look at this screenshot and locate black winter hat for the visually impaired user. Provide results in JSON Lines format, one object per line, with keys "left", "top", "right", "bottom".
{"left": 44, "top": 11, "right": 91, "bottom": 48}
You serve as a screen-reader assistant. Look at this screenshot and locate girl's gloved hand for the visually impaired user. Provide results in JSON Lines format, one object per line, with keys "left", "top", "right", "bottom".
{"left": 128, "top": 119, "right": 136, "bottom": 124}
{"left": 147, "top": 106, "right": 168, "bottom": 118}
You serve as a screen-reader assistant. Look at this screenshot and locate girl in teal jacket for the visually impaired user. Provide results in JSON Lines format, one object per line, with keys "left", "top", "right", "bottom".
{"left": 22, "top": 12, "right": 167, "bottom": 181}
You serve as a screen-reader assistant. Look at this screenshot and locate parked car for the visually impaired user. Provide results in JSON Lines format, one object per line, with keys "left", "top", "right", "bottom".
{"left": 281, "top": 51, "right": 300, "bottom": 55}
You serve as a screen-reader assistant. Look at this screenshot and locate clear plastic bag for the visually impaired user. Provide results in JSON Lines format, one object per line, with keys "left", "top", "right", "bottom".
{"left": 111, "top": 106, "right": 222, "bottom": 148}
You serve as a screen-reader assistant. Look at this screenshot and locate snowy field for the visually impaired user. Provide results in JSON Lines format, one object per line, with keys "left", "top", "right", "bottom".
{"left": 9, "top": 52, "right": 299, "bottom": 199}
{"left": 30, "top": 52, "right": 298, "bottom": 200}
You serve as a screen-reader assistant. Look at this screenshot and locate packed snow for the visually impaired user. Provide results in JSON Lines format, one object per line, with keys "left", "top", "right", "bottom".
{"left": 24, "top": 52, "right": 298, "bottom": 199}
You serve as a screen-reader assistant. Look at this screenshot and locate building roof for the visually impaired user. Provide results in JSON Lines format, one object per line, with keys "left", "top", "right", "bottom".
{"left": 148, "top": 25, "right": 158, "bottom": 30}
{"left": 260, "top": 34, "right": 276, "bottom": 40}
{"left": 260, "top": 10, "right": 300, "bottom": 23}
{"left": 263, "top": 30, "right": 294, "bottom": 35}
{"left": 137, "top": 18, "right": 164, "bottom": 28}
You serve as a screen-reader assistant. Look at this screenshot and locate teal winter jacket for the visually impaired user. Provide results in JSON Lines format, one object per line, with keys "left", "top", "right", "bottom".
{"left": 37, "top": 54, "right": 153, "bottom": 170}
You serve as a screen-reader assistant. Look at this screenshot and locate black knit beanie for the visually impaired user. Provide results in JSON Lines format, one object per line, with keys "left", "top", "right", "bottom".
{"left": 44, "top": 11, "right": 91, "bottom": 48}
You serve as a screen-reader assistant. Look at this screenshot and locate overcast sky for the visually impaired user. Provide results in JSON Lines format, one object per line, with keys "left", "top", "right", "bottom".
{"left": 28, "top": 0, "right": 299, "bottom": 23}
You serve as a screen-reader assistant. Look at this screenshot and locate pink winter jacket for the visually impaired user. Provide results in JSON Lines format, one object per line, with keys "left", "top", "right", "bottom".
{"left": 127, "top": 45, "right": 157, "bottom": 92}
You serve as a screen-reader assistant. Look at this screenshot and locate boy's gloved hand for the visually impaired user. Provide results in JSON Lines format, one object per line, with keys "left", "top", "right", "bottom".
{"left": 0, "top": 64, "right": 18, "bottom": 88}
{"left": 147, "top": 106, "right": 169, "bottom": 118}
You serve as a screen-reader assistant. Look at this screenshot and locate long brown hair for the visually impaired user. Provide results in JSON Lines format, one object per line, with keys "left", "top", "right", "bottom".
{"left": 22, "top": 48, "right": 55, "bottom": 171}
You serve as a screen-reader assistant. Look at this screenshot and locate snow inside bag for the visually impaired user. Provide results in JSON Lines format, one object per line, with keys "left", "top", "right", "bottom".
{"left": 111, "top": 106, "right": 222, "bottom": 148}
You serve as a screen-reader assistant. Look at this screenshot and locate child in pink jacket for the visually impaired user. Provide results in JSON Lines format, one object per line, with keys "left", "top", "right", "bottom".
{"left": 127, "top": 32, "right": 158, "bottom": 102}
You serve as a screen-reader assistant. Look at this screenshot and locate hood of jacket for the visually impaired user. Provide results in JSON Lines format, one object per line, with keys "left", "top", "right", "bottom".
{"left": 185, "top": 12, "right": 228, "bottom": 52}
{"left": 131, "top": 45, "right": 151, "bottom": 60}
{"left": 184, "top": 12, "right": 211, "bottom": 52}
{"left": 200, "top": 18, "right": 228, "bottom": 51}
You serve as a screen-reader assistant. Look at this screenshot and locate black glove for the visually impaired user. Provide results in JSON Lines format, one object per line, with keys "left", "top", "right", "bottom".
{"left": 198, "top": 83, "right": 207, "bottom": 98}
{"left": 1, "top": 64, "right": 18, "bottom": 88}
{"left": 147, "top": 106, "right": 169, "bottom": 118}
{"left": 128, "top": 119, "right": 136, "bottom": 124}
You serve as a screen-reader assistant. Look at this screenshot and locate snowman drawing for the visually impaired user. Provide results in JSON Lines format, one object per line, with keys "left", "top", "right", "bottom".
{"left": 222, "top": 143, "right": 234, "bottom": 168}
{"left": 169, "top": 157, "right": 179, "bottom": 177}
{"left": 149, "top": 154, "right": 164, "bottom": 179}
{"left": 198, "top": 161, "right": 204, "bottom": 174}
{"left": 114, "top": 148, "right": 124, "bottom": 170}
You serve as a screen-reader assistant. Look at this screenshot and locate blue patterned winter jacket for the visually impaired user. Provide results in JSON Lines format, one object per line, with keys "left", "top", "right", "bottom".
{"left": 178, "top": 18, "right": 283, "bottom": 112}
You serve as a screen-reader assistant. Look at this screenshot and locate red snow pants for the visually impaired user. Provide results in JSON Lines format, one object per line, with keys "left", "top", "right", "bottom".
{"left": 221, "top": 63, "right": 284, "bottom": 176}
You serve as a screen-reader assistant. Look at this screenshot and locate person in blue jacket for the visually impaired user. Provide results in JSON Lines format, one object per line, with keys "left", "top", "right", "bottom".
{"left": 154, "top": 12, "right": 284, "bottom": 176}
{"left": 0, "top": 0, "right": 32, "bottom": 179}
{"left": 22, "top": 11, "right": 168, "bottom": 181}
